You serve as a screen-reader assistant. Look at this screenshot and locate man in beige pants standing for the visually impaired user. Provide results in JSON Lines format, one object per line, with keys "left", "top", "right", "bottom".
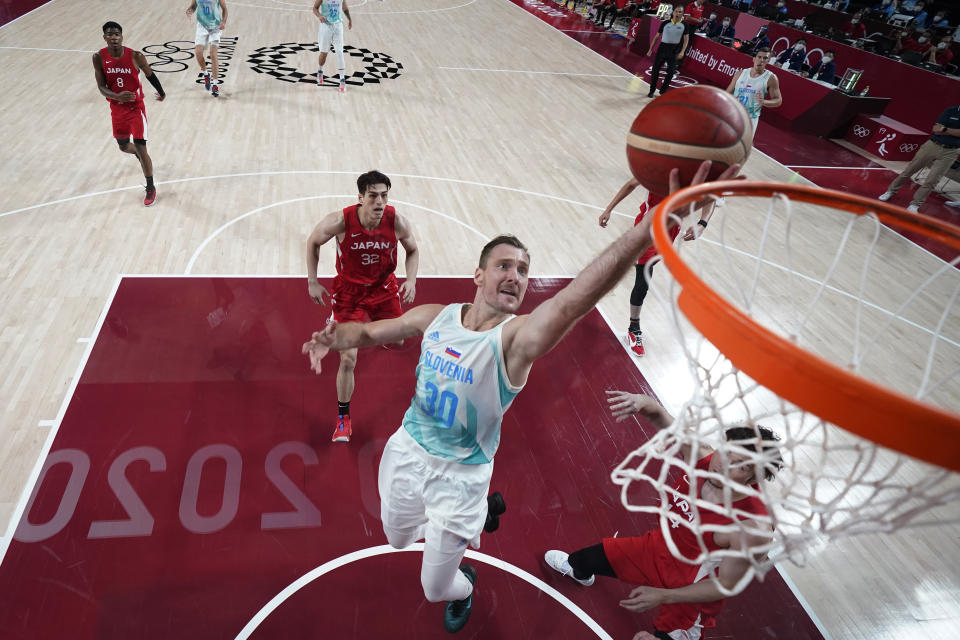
{"left": 879, "top": 106, "right": 960, "bottom": 213}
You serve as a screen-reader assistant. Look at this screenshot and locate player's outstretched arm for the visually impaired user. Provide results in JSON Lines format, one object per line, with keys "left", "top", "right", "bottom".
{"left": 504, "top": 161, "right": 741, "bottom": 385}
{"left": 133, "top": 51, "right": 166, "bottom": 101}
{"left": 395, "top": 213, "right": 419, "bottom": 304}
{"left": 302, "top": 304, "right": 444, "bottom": 373}
{"left": 598, "top": 177, "right": 640, "bottom": 228}
{"left": 306, "top": 210, "right": 346, "bottom": 305}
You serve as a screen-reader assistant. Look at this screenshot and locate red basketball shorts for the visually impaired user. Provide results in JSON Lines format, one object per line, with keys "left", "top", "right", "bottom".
{"left": 110, "top": 103, "right": 148, "bottom": 141}
{"left": 603, "top": 531, "right": 723, "bottom": 633}
{"left": 331, "top": 275, "right": 402, "bottom": 324}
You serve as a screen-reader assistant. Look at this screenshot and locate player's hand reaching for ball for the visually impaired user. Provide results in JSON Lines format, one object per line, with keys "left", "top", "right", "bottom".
{"left": 308, "top": 281, "right": 330, "bottom": 305}
{"left": 605, "top": 391, "right": 673, "bottom": 429}
{"left": 302, "top": 323, "right": 337, "bottom": 374}
{"left": 667, "top": 160, "right": 742, "bottom": 217}
{"left": 399, "top": 280, "right": 416, "bottom": 305}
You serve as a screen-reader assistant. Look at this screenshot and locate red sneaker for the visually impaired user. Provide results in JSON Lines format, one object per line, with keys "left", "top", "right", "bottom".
{"left": 338, "top": 80, "right": 346, "bottom": 93}
{"left": 211, "top": 84, "right": 219, "bottom": 98}
{"left": 143, "top": 187, "right": 157, "bottom": 207}
{"left": 332, "top": 415, "right": 352, "bottom": 442}
{"left": 627, "top": 329, "right": 644, "bottom": 357}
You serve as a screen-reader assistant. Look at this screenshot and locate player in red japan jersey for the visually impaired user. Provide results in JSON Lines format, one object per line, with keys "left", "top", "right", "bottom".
{"left": 306, "top": 170, "right": 420, "bottom": 443}
{"left": 93, "top": 22, "right": 166, "bottom": 207}
{"left": 92, "top": 21, "right": 166, "bottom": 206}
{"left": 598, "top": 176, "right": 716, "bottom": 357}
{"left": 545, "top": 394, "right": 781, "bottom": 640}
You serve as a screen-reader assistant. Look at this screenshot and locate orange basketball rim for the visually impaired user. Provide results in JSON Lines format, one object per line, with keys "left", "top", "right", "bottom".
{"left": 652, "top": 180, "right": 960, "bottom": 471}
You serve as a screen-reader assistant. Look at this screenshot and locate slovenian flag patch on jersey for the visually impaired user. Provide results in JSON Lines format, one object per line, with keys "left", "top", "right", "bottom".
{"left": 444, "top": 347, "right": 461, "bottom": 359}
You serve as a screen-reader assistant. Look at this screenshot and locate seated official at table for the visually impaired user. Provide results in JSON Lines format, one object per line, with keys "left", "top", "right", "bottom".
{"left": 926, "top": 35, "right": 954, "bottom": 66}
{"left": 742, "top": 25, "right": 771, "bottom": 54}
{"left": 716, "top": 16, "right": 736, "bottom": 40}
{"left": 698, "top": 12, "right": 720, "bottom": 37}
{"left": 840, "top": 11, "right": 867, "bottom": 40}
{"left": 804, "top": 50, "right": 837, "bottom": 83}
{"left": 776, "top": 38, "right": 807, "bottom": 71}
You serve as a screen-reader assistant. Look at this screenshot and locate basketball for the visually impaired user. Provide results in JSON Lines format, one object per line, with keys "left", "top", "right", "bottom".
{"left": 626, "top": 85, "right": 753, "bottom": 196}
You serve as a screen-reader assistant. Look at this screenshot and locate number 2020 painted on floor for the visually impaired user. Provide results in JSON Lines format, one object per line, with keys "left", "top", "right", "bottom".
{"left": 14, "top": 441, "right": 322, "bottom": 543}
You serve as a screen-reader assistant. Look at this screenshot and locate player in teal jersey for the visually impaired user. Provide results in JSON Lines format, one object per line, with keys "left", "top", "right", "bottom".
{"left": 186, "top": 0, "right": 228, "bottom": 97}
{"left": 303, "top": 160, "right": 742, "bottom": 633}
{"left": 313, "top": 0, "right": 352, "bottom": 91}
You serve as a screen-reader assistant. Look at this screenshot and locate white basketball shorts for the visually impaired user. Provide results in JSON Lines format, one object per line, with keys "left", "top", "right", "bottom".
{"left": 318, "top": 21, "right": 345, "bottom": 53}
{"left": 195, "top": 23, "right": 222, "bottom": 47}
{"left": 378, "top": 427, "right": 493, "bottom": 549}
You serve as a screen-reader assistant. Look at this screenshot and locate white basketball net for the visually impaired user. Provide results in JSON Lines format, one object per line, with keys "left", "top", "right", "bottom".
{"left": 612, "top": 192, "right": 960, "bottom": 596}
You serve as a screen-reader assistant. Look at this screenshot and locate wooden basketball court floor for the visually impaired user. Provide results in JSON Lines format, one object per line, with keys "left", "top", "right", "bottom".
{"left": 0, "top": 1, "right": 957, "bottom": 638}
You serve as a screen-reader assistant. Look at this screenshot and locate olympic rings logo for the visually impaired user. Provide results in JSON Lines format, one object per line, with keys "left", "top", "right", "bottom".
{"left": 899, "top": 143, "right": 919, "bottom": 153}
{"left": 852, "top": 125, "right": 871, "bottom": 138}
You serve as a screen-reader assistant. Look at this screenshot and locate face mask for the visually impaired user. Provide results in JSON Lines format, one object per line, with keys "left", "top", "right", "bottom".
{"left": 883, "top": 0, "right": 891, "bottom": 4}
{"left": 723, "top": 20, "right": 731, "bottom": 26}
{"left": 796, "top": 44, "right": 806, "bottom": 50}
{"left": 918, "top": 36, "right": 928, "bottom": 43}
{"left": 935, "top": 15, "right": 944, "bottom": 21}
{"left": 852, "top": 18, "right": 859, "bottom": 23}
{"left": 938, "top": 42, "right": 948, "bottom": 49}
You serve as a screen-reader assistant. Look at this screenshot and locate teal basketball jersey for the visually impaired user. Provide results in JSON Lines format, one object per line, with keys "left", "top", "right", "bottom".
{"left": 402, "top": 304, "right": 523, "bottom": 465}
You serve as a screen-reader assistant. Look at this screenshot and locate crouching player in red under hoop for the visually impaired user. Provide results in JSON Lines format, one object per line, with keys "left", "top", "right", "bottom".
{"left": 545, "top": 392, "right": 782, "bottom": 640}
{"left": 93, "top": 21, "right": 166, "bottom": 206}
{"left": 305, "top": 170, "right": 420, "bottom": 442}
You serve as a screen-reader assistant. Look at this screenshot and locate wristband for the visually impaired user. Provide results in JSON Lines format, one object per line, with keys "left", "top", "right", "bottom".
{"left": 697, "top": 220, "right": 708, "bottom": 229}
{"left": 147, "top": 72, "right": 165, "bottom": 98}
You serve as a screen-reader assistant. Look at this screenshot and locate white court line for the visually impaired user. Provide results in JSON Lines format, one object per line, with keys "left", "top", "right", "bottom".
{"left": 0, "top": 274, "right": 124, "bottom": 566}
{"left": 233, "top": 543, "right": 613, "bottom": 640}
{"left": 439, "top": 65, "right": 627, "bottom": 78}
{"left": 0, "top": 0, "right": 62, "bottom": 32}
{"left": 37, "top": 420, "right": 55, "bottom": 427}
{"left": 0, "top": 169, "right": 608, "bottom": 220}
{"left": 230, "top": 0, "right": 476, "bottom": 14}
{"left": 76, "top": 337, "right": 90, "bottom": 343}
{"left": 184, "top": 196, "right": 489, "bottom": 274}
{"left": 0, "top": 45, "right": 92, "bottom": 53}
{"left": 786, "top": 165, "right": 892, "bottom": 171}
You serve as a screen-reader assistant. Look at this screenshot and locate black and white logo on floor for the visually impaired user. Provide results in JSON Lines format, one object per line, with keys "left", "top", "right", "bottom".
{"left": 246, "top": 42, "right": 403, "bottom": 87}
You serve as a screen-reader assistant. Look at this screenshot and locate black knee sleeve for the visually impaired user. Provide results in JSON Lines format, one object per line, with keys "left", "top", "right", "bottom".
{"left": 568, "top": 544, "right": 617, "bottom": 579}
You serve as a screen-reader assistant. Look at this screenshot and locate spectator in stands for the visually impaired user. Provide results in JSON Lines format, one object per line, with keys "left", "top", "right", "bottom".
{"left": 699, "top": 12, "right": 721, "bottom": 36}
{"left": 870, "top": 0, "right": 899, "bottom": 21}
{"left": 841, "top": 11, "right": 868, "bottom": 40}
{"left": 743, "top": 25, "right": 771, "bottom": 54}
{"left": 897, "top": 28, "right": 934, "bottom": 55}
{"left": 777, "top": 38, "right": 808, "bottom": 71}
{"left": 593, "top": 0, "right": 617, "bottom": 26}
{"left": 929, "top": 11, "right": 949, "bottom": 28}
{"left": 600, "top": 0, "right": 641, "bottom": 29}
{"left": 804, "top": 49, "right": 837, "bottom": 82}
{"left": 685, "top": 0, "right": 706, "bottom": 24}
{"left": 908, "top": 1, "right": 928, "bottom": 28}
{"left": 717, "top": 16, "right": 736, "bottom": 40}
{"left": 774, "top": 1, "right": 790, "bottom": 23}
{"left": 926, "top": 35, "right": 954, "bottom": 66}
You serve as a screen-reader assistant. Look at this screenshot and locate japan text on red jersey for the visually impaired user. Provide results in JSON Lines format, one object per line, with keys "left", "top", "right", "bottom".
{"left": 665, "top": 454, "right": 768, "bottom": 557}
{"left": 99, "top": 46, "right": 144, "bottom": 108}
{"left": 335, "top": 204, "right": 399, "bottom": 286}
